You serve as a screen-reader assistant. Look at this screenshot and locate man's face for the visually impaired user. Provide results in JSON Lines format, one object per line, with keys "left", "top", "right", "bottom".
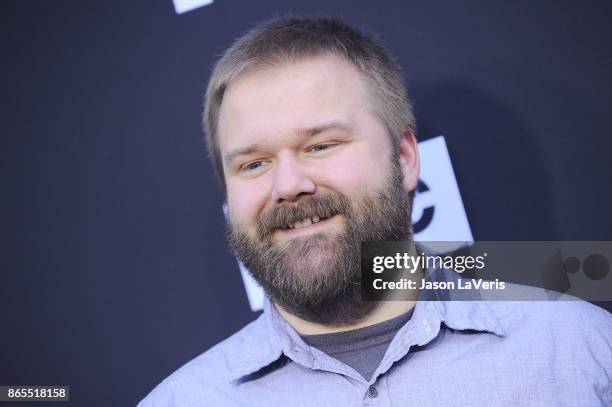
{"left": 218, "top": 54, "right": 418, "bottom": 324}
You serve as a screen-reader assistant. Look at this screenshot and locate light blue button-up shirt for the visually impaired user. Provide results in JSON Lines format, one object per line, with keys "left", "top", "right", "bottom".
{"left": 139, "top": 277, "right": 612, "bottom": 406}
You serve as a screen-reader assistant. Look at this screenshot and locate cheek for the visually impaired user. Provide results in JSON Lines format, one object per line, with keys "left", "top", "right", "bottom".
{"left": 226, "top": 180, "right": 270, "bottom": 226}
{"left": 317, "top": 146, "right": 387, "bottom": 193}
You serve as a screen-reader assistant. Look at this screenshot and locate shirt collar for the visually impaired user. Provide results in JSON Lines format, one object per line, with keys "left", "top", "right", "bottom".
{"left": 227, "top": 297, "right": 303, "bottom": 382}
{"left": 420, "top": 265, "right": 506, "bottom": 337}
{"left": 228, "top": 268, "right": 506, "bottom": 383}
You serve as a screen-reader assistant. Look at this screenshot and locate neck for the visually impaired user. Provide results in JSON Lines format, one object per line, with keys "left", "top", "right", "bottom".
{"left": 275, "top": 243, "right": 423, "bottom": 335}
{"left": 276, "top": 264, "right": 422, "bottom": 335}
{"left": 276, "top": 299, "right": 417, "bottom": 335}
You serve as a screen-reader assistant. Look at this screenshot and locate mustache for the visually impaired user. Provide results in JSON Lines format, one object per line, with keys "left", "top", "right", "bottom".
{"left": 256, "top": 193, "right": 351, "bottom": 238}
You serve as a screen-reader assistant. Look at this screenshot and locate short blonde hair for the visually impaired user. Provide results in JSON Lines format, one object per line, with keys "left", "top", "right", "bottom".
{"left": 204, "top": 16, "right": 415, "bottom": 185}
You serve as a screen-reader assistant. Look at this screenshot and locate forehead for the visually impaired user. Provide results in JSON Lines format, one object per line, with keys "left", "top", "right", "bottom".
{"left": 217, "top": 54, "right": 375, "bottom": 153}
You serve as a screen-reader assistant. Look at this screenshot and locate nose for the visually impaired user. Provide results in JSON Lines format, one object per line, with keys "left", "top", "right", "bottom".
{"left": 271, "top": 153, "right": 316, "bottom": 203}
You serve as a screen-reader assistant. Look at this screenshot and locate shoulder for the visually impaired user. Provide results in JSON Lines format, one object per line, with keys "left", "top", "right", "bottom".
{"left": 137, "top": 314, "right": 272, "bottom": 407}
{"left": 485, "top": 289, "right": 612, "bottom": 360}
{"left": 487, "top": 284, "right": 612, "bottom": 335}
{"left": 481, "top": 293, "right": 612, "bottom": 400}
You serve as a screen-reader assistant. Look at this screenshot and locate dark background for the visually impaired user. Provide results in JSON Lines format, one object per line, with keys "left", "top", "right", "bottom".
{"left": 1, "top": 0, "right": 611, "bottom": 405}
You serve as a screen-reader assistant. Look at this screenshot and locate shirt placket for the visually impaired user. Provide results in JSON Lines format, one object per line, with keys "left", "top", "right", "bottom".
{"left": 359, "top": 301, "right": 443, "bottom": 407}
{"left": 360, "top": 374, "right": 393, "bottom": 407}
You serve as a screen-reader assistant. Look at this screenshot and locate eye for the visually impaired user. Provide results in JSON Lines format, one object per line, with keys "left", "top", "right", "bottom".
{"left": 309, "top": 143, "right": 334, "bottom": 152}
{"left": 241, "top": 160, "right": 264, "bottom": 172}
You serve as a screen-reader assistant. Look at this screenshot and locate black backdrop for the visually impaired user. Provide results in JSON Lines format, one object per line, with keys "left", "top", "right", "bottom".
{"left": 2, "top": 1, "right": 611, "bottom": 405}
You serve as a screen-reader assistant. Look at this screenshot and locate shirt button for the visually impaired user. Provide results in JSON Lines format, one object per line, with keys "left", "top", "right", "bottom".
{"left": 367, "top": 385, "right": 378, "bottom": 398}
{"left": 422, "top": 318, "right": 431, "bottom": 332}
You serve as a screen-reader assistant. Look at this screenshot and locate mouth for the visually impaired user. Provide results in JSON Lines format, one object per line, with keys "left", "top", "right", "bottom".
{"left": 272, "top": 214, "right": 342, "bottom": 240}
{"left": 283, "top": 214, "right": 328, "bottom": 230}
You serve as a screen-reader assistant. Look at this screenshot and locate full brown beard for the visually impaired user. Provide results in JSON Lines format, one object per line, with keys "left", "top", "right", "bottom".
{"left": 226, "top": 159, "right": 413, "bottom": 326}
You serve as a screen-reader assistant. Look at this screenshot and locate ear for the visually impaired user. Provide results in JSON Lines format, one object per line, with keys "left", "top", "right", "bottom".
{"left": 398, "top": 129, "right": 420, "bottom": 192}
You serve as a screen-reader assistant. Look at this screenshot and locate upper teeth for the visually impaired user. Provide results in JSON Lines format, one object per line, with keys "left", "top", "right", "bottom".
{"left": 289, "top": 215, "right": 321, "bottom": 229}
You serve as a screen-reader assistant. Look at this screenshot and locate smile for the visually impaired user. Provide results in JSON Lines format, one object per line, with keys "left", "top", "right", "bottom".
{"left": 286, "top": 215, "right": 327, "bottom": 230}
{"left": 274, "top": 214, "right": 342, "bottom": 240}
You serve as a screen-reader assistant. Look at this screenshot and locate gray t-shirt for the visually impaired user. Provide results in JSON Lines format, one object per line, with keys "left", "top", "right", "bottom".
{"left": 301, "top": 308, "right": 414, "bottom": 381}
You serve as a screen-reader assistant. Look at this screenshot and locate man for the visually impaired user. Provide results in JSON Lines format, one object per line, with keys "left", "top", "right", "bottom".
{"left": 139, "top": 17, "right": 611, "bottom": 406}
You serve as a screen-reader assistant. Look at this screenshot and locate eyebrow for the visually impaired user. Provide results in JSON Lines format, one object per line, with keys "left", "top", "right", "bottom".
{"left": 223, "top": 121, "right": 354, "bottom": 165}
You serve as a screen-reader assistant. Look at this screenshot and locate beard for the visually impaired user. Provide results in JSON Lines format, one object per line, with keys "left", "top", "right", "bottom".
{"left": 226, "top": 158, "right": 414, "bottom": 326}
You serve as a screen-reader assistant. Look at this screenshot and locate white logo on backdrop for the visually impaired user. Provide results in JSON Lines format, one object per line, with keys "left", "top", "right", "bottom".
{"left": 230, "top": 135, "right": 473, "bottom": 311}
{"left": 412, "top": 136, "right": 473, "bottom": 251}
{"left": 172, "top": 0, "right": 213, "bottom": 14}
